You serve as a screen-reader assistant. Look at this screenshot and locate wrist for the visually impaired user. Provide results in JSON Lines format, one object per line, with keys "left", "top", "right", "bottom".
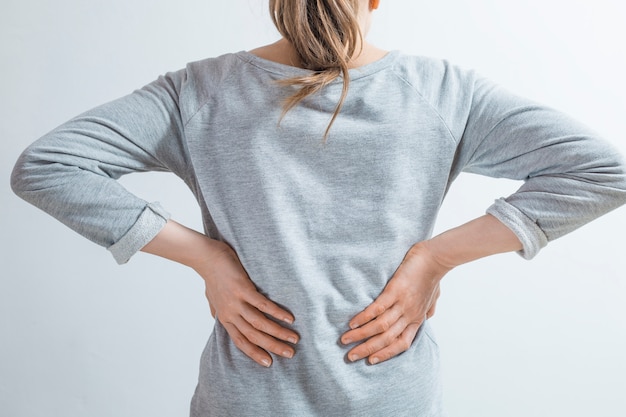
{"left": 188, "top": 238, "right": 232, "bottom": 274}
{"left": 408, "top": 241, "right": 455, "bottom": 275}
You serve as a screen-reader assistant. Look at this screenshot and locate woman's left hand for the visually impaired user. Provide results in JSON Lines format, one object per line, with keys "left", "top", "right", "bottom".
{"left": 340, "top": 241, "right": 451, "bottom": 365}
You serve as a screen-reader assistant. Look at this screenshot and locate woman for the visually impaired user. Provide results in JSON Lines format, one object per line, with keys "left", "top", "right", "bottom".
{"left": 10, "top": 0, "right": 626, "bottom": 415}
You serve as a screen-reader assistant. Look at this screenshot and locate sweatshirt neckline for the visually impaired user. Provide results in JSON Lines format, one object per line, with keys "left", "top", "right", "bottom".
{"left": 236, "top": 50, "right": 399, "bottom": 80}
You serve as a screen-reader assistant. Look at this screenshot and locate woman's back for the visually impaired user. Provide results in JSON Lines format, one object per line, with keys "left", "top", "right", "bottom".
{"left": 185, "top": 51, "right": 450, "bottom": 415}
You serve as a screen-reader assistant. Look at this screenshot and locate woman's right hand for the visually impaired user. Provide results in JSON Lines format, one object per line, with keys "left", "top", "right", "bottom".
{"left": 192, "top": 240, "right": 299, "bottom": 367}
{"left": 141, "top": 220, "right": 298, "bottom": 368}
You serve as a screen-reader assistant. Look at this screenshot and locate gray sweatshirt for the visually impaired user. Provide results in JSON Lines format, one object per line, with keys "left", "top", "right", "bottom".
{"left": 11, "top": 50, "right": 626, "bottom": 416}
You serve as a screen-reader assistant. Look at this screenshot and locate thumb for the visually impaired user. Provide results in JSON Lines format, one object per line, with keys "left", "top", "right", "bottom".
{"left": 426, "top": 284, "right": 441, "bottom": 319}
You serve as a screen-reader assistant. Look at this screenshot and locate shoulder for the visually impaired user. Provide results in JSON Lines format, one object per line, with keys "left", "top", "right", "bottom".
{"left": 389, "top": 52, "right": 478, "bottom": 103}
{"left": 182, "top": 52, "right": 244, "bottom": 97}
{"left": 153, "top": 52, "right": 248, "bottom": 122}
{"left": 185, "top": 52, "right": 244, "bottom": 84}
{"left": 387, "top": 52, "right": 480, "bottom": 142}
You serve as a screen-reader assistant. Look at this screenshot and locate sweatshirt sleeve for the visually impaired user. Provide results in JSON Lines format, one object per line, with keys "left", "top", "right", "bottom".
{"left": 455, "top": 75, "right": 626, "bottom": 259}
{"left": 10, "top": 69, "right": 192, "bottom": 264}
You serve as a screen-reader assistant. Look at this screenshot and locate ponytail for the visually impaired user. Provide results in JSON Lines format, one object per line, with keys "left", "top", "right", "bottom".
{"left": 269, "top": 0, "right": 363, "bottom": 140}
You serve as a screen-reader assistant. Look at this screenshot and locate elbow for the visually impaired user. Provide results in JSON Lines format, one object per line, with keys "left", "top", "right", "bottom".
{"left": 610, "top": 147, "right": 626, "bottom": 191}
{"left": 586, "top": 138, "right": 626, "bottom": 200}
{"left": 615, "top": 169, "right": 626, "bottom": 206}
{"left": 10, "top": 151, "right": 31, "bottom": 200}
{"left": 601, "top": 149, "right": 626, "bottom": 207}
{"left": 10, "top": 146, "right": 49, "bottom": 201}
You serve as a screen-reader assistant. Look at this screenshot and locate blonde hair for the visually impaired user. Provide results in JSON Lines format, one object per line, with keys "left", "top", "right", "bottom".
{"left": 269, "top": 0, "right": 363, "bottom": 140}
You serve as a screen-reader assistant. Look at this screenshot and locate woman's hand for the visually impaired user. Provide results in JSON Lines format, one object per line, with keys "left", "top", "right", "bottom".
{"left": 141, "top": 220, "right": 298, "bottom": 368}
{"left": 340, "top": 242, "right": 450, "bottom": 365}
{"left": 340, "top": 213, "right": 524, "bottom": 365}
{"left": 193, "top": 241, "right": 299, "bottom": 367}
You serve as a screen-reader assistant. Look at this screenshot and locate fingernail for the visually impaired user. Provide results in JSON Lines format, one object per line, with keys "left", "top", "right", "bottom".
{"left": 342, "top": 337, "right": 352, "bottom": 345}
{"left": 349, "top": 354, "right": 359, "bottom": 362}
{"left": 283, "top": 317, "right": 294, "bottom": 324}
{"left": 370, "top": 357, "right": 380, "bottom": 365}
{"left": 288, "top": 337, "right": 298, "bottom": 344}
{"left": 282, "top": 350, "right": 293, "bottom": 358}
{"left": 350, "top": 322, "right": 359, "bottom": 330}
{"left": 261, "top": 359, "right": 271, "bottom": 367}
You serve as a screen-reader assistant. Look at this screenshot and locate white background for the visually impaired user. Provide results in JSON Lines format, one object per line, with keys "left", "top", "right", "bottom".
{"left": 1, "top": 1, "right": 625, "bottom": 416}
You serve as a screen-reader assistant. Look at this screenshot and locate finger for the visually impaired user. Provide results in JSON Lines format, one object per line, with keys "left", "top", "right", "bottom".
{"left": 426, "top": 286, "right": 441, "bottom": 319}
{"left": 348, "top": 291, "right": 397, "bottom": 329}
{"left": 426, "top": 303, "right": 435, "bottom": 319}
{"left": 221, "top": 321, "right": 274, "bottom": 367}
{"left": 367, "top": 322, "right": 421, "bottom": 365}
{"left": 241, "top": 306, "right": 300, "bottom": 345}
{"left": 247, "top": 291, "right": 295, "bottom": 325}
{"left": 234, "top": 316, "right": 296, "bottom": 360}
{"left": 346, "top": 315, "right": 408, "bottom": 362}
{"left": 341, "top": 304, "right": 403, "bottom": 344}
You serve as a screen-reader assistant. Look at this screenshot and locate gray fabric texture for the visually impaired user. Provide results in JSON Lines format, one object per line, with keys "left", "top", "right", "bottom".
{"left": 11, "top": 50, "right": 626, "bottom": 416}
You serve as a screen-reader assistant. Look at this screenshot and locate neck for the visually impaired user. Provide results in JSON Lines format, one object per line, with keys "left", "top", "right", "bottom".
{"left": 249, "top": 38, "right": 388, "bottom": 70}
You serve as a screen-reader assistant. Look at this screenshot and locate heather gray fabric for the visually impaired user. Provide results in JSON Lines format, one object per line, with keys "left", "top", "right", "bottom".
{"left": 11, "top": 50, "right": 626, "bottom": 416}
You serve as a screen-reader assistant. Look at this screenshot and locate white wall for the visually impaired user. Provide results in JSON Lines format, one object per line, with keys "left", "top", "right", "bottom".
{"left": 1, "top": 1, "right": 625, "bottom": 416}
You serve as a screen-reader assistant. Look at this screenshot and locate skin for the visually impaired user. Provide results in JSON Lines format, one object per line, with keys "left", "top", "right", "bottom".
{"left": 141, "top": 0, "right": 524, "bottom": 367}
{"left": 250, "top": 0, "right": 386, "bottom": 69}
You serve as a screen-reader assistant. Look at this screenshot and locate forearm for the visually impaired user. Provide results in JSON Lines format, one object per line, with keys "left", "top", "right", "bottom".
{"left": 140, "top": 219, "right": 222, "bottom": 270}
{"left": 422, "top": 214, "right": 523, "bottom": 269}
